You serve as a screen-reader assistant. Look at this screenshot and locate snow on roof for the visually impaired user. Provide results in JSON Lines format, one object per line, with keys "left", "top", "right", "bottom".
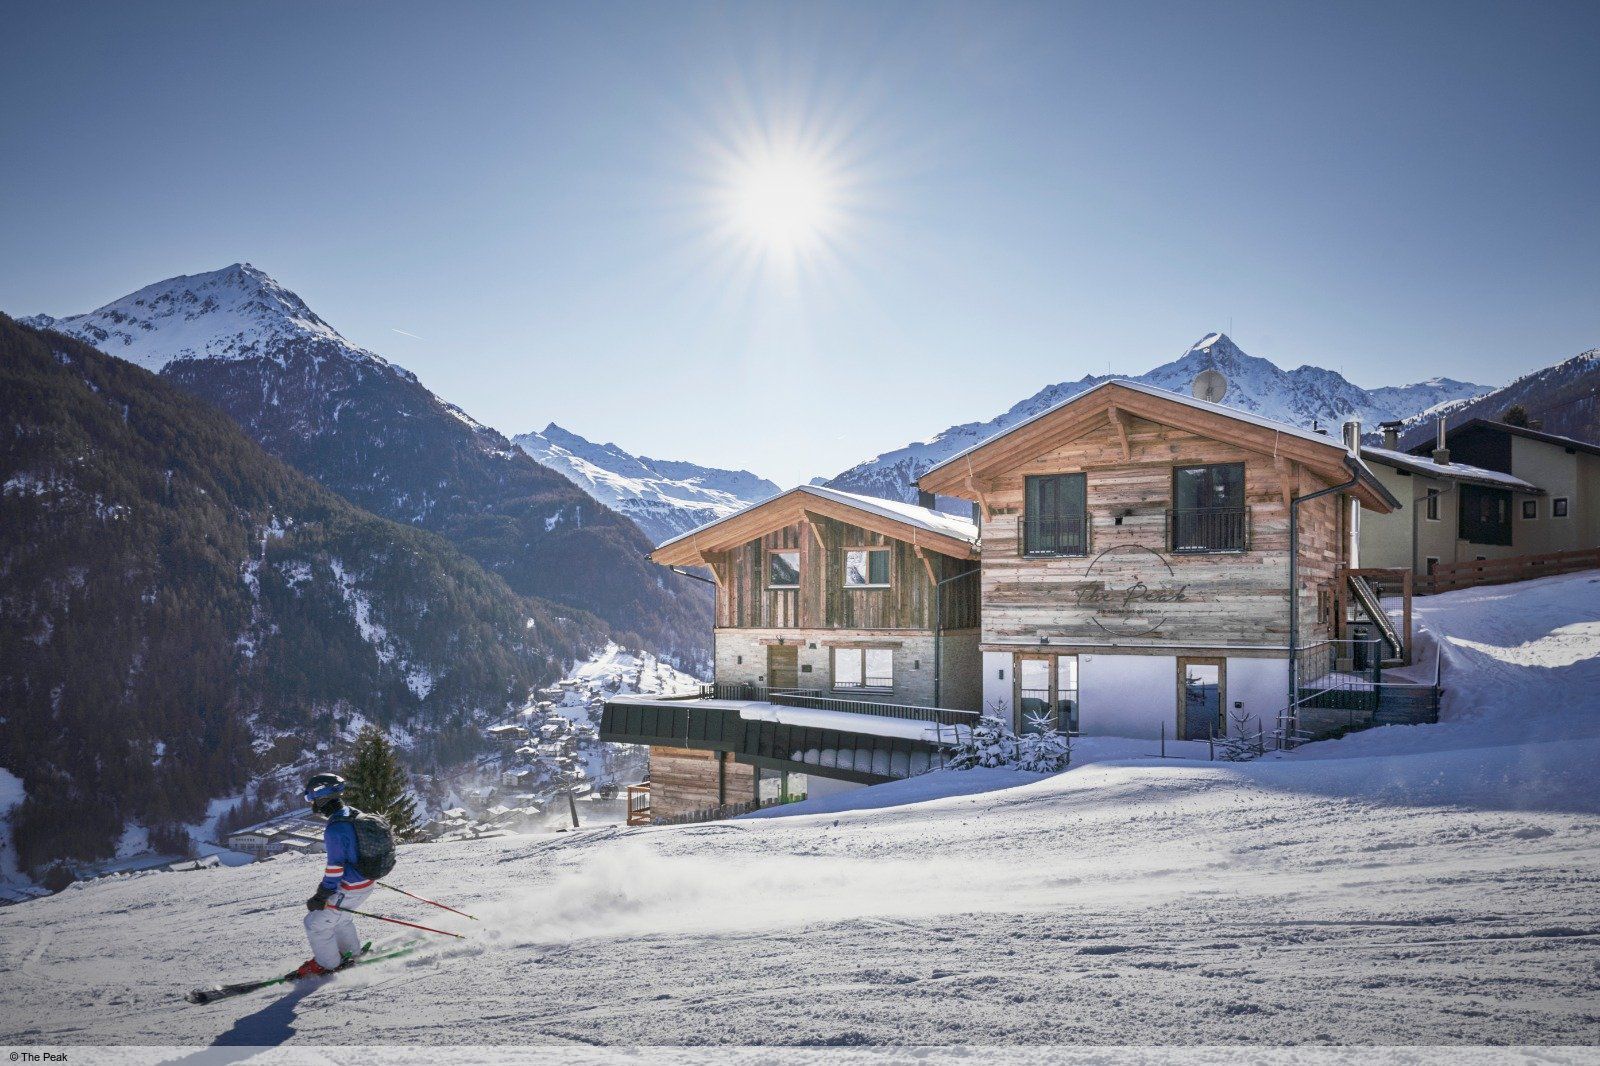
{"left": 1361, "top": 446, "right": 1543, "bottom": 493}
{"left": 737, "top": 703, "right": 969, "bottom": 744}
{"left": 797, "top": 484, "right": 978, "bottom": 544}
{"left": 923, "top": 378, "right": 1358, "bottom": 478}
{"left": 606, "top": 694, "right": 970, "bottom": 744}
{"left": 654, "top": 483, "right": 978, "bottom": 553}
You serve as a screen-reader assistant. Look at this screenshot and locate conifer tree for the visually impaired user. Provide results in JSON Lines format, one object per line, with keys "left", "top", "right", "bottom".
{"left": 343, "top": 725, "right": 419, "bottom": 837}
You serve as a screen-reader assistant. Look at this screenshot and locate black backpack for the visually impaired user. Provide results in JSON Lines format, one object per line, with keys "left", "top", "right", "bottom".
{"left": 334, "top": 807, "right": 397, "bottom": 880}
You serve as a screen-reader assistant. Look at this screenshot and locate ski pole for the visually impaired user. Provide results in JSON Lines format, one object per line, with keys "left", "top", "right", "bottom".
{"left": 376, "top": 880, "right": 479, "bottom": 921}
{"left": 326, "top": 903, "right": 466, "bottom": 940}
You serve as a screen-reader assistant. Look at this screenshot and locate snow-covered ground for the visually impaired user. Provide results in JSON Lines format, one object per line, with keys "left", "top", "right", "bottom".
{"left": 2, "top": 573, "right": 1598, "bottom": 1047}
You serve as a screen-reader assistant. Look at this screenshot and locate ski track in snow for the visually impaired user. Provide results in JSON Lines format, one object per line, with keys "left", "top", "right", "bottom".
{"left": 2, "top": 574, "right": 1599, "bottom": 1047}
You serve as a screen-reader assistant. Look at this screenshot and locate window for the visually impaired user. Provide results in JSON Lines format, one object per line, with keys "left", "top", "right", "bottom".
{"left": 1014, "top": 654, "right": 1078, "bottom": 734}
{"left": 1554, "top": 497, "right": 1570, "bottom": 518}
{"left": 1171, "top": 463, "right": 1247, "bottom": 552}
{"left": 843, "top": 548, "right": 891, "bottom": 587}
{"left": 833, "top": 647, "right": 893, "bottom": 690}
{"left": 767, "top": 550, "right": 800, "bottom": 588}
{"left": 1425, "top": 557, "right": 1440, "bottom": 575}
{"left": 1023, "top": 474, "right": 1088, "bottom": 556}
{"left": 1522, "top": 499, "right": 1537, "bottom": 520}
{"left": 1425, "top": 489, "right": 1440, "bottom": 521}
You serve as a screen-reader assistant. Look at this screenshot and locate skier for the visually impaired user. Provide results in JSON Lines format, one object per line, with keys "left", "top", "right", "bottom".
{"left": 294, "top": 772, "right": 378, "bottom": 978}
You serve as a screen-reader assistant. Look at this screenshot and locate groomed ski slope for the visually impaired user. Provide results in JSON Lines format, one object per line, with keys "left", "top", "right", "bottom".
{"left": 3, "top": 572, "right": 1598, "bottom": 1047}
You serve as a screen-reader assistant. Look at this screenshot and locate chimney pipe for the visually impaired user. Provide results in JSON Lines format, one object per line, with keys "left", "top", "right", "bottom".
{"left": 1379, "top": 420, "right": 1401, "bottom": 450}
{"left": 1342, "top": 419, "right": 1361, "bottom": 457}
{"left": 1432, "top": 417, "right": 1451, "bottom": 466}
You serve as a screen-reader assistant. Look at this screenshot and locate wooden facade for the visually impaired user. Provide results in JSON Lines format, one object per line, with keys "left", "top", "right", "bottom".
{"left": 710, "top": 514, "right": 979, "bottom": 632}
{"left": 917, "top": 382, "right": 1393, "bottom": 656}
{"left": 965, "top": 418, "right": 1348, "bottom": 649}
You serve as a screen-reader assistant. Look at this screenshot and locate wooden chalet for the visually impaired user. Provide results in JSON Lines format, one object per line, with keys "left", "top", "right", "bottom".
{"left": 917, "top": 379, "right": 1398, "bottom": 743}
{"left": 623, "top": 485, "right": 981, "bottom": 818}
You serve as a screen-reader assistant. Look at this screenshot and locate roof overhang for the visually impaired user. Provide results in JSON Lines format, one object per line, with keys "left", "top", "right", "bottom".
{"left": 918, "top": 379, "right": 1397, "bottom": 513}
{"left": 1361, "top": 446, "right": 1544, "bottom": 495}
{"left": 651, "top": 486, "right": 980, "bottom": 567}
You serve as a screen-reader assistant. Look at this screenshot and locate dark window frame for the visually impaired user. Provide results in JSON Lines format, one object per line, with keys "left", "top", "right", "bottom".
{"left": 1425, "top": 489, "right": 1440, "bottom": 521}
{"left": 1553, "top": 497, "right": 1570, "bottom": 518}
{"left": 1522, "top": 499, "right": 1537, "bottom": 520}
{"left": 1022, "top": 473, "right": 1089, "bottom": 557}
{"left": 1170, "top": 462, "right": 1248, "bottom": 554}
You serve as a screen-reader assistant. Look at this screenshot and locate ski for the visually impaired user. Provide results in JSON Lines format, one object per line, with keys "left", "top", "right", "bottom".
{"left": 185, "top": 941, "right": 416, "bottom": 1005}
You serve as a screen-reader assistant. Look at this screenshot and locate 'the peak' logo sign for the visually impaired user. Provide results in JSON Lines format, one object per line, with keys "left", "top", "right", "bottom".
{"left": 1072, "top": 544, "right": 1188, "bottom": 637}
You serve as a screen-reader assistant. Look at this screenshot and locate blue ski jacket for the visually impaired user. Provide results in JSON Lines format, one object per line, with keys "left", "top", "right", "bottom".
{"left": 320, "top": 807, "right": 371, "bottom": 892}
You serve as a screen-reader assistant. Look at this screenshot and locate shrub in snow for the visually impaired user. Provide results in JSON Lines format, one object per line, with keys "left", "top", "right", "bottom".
{"left": 1017, "top": 726, "right": 1073, "bottom": 773}
{"left": 947, "top": 707, "right": 1072, "bottom": 773}
{"left": 946, "top": 715, "right": 1019, "bottom": 769}
{"left": 1216, "top": 710, "right": 1263, "bottom": 762}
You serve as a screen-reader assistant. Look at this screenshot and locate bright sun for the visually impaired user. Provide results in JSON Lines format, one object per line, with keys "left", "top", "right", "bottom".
{"left": 706, "top": 131, "right": 852, "bottom": 281}
{"left": 727, "top": 149, "right": 837, "bottom": 254}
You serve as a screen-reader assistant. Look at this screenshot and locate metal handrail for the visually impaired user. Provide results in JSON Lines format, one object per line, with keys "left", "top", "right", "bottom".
{"left": 1167, "top": 506, "right": 1249, "bottom": 553}
{"left": 1020, "top": 513, "right": 1090, "bottom": 558}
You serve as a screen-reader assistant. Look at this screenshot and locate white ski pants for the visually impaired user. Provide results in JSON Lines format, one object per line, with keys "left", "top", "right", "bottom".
{"left": 304, "top": 884, "right": 373, "bottom": 969}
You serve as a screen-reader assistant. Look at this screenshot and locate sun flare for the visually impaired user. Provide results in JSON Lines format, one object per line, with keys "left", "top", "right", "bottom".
{"left": 725, "top": 147, "right": 839, "bottom": 256}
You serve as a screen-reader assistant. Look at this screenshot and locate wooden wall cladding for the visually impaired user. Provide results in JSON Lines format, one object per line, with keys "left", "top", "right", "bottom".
{"left": 712, "top": 515, "right": 979, "bottom": 632}
{"left": 979, "top": 415, "right": 1347, "bottom": 648}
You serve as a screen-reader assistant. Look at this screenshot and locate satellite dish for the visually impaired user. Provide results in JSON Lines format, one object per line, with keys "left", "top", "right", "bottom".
{"left": 1192, "top": 369, "right": 1228, "bottom": 404}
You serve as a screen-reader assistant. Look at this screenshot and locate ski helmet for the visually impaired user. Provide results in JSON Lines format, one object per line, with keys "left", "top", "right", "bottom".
{"left": 304, "top": 772, "right": 347, "bottom": 814}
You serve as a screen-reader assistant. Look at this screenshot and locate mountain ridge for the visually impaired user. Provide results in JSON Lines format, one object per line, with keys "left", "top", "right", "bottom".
{"left": 825, "top": 332, "right": 1495, "bottom": 503}
{"left": 0, "top": 314, "right": 606, "bottom": 869}
{"left": 513, "top": 423, "right": 780, "bottom": 544}
{"left": 1394, "top": 346, "right": 1600, "bottom": 450}
{"left": 25, "top": 265, "right": 714, "bottom": 669}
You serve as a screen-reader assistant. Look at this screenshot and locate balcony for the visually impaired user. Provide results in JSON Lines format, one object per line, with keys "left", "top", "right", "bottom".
{"left": 1167, "top": 506, "right": 1249, "bottom": 554}
{"left": 1020, "top": 513, "right": 1090, "bottom": 557}
{"left": 600, "top": 686, "right": 980, "bottom": 788}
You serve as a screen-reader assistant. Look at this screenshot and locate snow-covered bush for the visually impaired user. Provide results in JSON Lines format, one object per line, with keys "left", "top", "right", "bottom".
{"left": 946, "top": 706, "right": 1071, "bottom": 773}
{"left": 1216, "top": 710, "right": 1263, "bottom": 762}
{"left": 946, "top": 715, "right": 1019, "bottom": 769}
{"left": 1018, "top": 726, "right": 1073, "bottom": 772}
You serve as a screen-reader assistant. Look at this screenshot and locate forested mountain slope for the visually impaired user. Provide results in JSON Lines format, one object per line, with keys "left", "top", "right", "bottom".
{"left": 0, "top": 316, "right": 605, "bottom": 868}
{"left": 29, "top": 264, "right": 711, "bottom": 667}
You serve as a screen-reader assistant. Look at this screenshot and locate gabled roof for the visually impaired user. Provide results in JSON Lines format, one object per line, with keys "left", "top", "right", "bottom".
{"left": 1409, "top": 418, "right": 1600, "bottom": 459}
{"left": 918, "top": 378, "right": 1397, "bottom": 512}
{"left": 651, "top": 484, "right": 979, "bottom": 567}
{"left": 1360, "top": 446, "right": 1543, "bottom": 494}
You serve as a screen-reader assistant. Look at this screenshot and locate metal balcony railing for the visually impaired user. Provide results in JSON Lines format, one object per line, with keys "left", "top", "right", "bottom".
{"left": 1021, "top": 513, "right": 1090, "bottom": 557}
{"left": 1167, "top": 506, "right": 1249, "bottom": 554}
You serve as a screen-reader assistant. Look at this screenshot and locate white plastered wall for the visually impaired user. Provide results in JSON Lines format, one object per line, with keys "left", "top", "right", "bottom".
{"left": 983, "top": 649, "right": 1288, "bottom": 739}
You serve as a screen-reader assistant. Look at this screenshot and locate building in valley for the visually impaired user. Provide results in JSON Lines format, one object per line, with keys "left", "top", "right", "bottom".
{"left": 915, "top": 380, "right": 1397, "bottom": 742}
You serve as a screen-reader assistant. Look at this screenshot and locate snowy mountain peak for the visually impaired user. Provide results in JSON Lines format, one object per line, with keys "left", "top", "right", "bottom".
{"left": 514, "top": 424, "right": 780, "bottom": 545}
{"left": 24, "top": 263, "right": 380, "bottom": 373}
{"left": 825, "top": 334, "right": 1497, "bottom": 504}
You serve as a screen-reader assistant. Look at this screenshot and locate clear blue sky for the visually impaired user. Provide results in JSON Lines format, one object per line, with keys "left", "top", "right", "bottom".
{"left": 4, "top": 2, "right": 1597, "bottom": 488}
